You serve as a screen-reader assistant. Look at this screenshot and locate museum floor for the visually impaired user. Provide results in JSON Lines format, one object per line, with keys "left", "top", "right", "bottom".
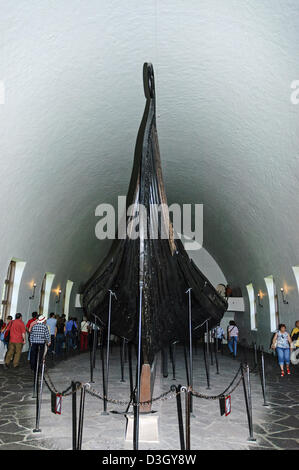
{"left": 0, "top": 344, "right": 298, "bottom": 450}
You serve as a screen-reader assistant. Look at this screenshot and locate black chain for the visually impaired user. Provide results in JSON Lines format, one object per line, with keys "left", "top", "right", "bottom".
{"left": 43, "top": 362, "right": 246, "bottom": 404}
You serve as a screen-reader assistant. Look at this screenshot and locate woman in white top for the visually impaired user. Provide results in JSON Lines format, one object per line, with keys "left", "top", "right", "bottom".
{"left": 80, "top": 316, "right": 89, "bottom": 352}
{"left": 227, "top": 321, "right": 239, "bottom": 358}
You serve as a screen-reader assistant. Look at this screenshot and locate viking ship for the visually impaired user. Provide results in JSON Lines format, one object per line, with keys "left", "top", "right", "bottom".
{"left": 82, "top": 63, "right": 227, "bottom": 364}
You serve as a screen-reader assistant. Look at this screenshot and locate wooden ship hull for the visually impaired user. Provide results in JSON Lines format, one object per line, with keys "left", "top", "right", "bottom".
{"left": 82, "top": 63, "right": 227, "bottom": 364}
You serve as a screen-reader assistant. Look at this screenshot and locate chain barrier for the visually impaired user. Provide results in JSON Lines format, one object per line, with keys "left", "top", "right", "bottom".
{"left": 43, "top": 362, "right": 245, "bottom": 406}
{"left": 191, "top": 365, "right": 243, "bottom": 400}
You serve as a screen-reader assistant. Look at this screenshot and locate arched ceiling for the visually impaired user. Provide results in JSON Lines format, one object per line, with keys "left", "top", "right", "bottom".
{"left": 1, "top": 0, "right": 299, "bottom": 299}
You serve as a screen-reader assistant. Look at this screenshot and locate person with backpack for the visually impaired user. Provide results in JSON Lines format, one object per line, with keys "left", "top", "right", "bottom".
{"left": 271, "top": 324, "right": 293, "bottom": 377}
{"left": 65, "top": 317, "right": 78, "bottom": 351}
{"left": 291, "top": 320, "right": 299, "bottom": 349}
{"left": 227, "top": 320, "right": 239, "bottom": 358}
{"left": 0, "top": 319, "right": 7, "bottom": 364}
{"left": 3, "top": 316, "right": 12, "bottom": 348}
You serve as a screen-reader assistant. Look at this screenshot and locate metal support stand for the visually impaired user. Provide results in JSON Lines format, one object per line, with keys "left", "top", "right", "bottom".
{"left": 169, "top": 342, "right": 176, "bottom": 381}
{"left": 184, "top": 386, "right": 191, "bottom": 450}
{"left": 90, "top": 327, "right": 96, "bottom": 383}
{"left": 128, "top": 342, "right": 134, "bottom": 399}
{"left": 209, "top": 330, "right": 214, "bottom": 366}
{"left": 183, "top": 344, "right": 190, "bottom": 386}
{"left": 241, "top": 364, "right": 256, "bottom": 442}
{"left": 72, "top": 381, "right": 77, "bottom": 450}
{"left": 120, "top": 337, "right": 126, "bottom": 383}
{"left": 133, "top": 280, "right": 143, "bottom": 451}
{"left": 101, "top": 341, "right": 108, "bottom": 415}
{"left": 77, "top": 385, "right": 86, "bottom": 450}
{"left": 162, "top": 347, "right": 168, "bottom": 378}
{"left": 172, "top": 384, "right": 185, "bottom": 450}
{"left": 186, "top": 288, "right": 193, "bottom": 414}
{"left": 253, "top": 342, "right": 258, "bottom": 371}
{"left": 213, "top": 332, "right": 219, "bottom": 375}
{"left": 204, "top": 320, "right": 211, "bottom": 389}
{"left": 260, "top": 347, "right": 269, "bottom": 406}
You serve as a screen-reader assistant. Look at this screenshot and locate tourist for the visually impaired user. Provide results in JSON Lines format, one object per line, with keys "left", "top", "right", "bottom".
{"left": 215, "top": 324, "right": 225, "bottom": 352}
{"left": 73, "top": 317, "right": 79, "bottom": 349}
{"left": 0, "top": 319, "right": 7, "bottom": 364}
{"left": 290, "top": 320, "right": 299, "bottom": 349}
{"left": 271, "top": 324, "right": 293, "bottom": 377}
{"left": 80, "top": 316, "right": 89, "bottom": 352}
{"left": 55, "top": 317, "right": 66, "bottom": 357}
{"left": 29, "top": 315, "right": 51, "bottom": 371}
{"left": 26, "top": 311, "right": 38, "bottom": 360}
{"left": 65, "top": 317, "right": 78, "bottom": 351}
{"left": 227, "top": 320, "right": 239, "bottom": 358}
{"left": 46, "top": 312, "right": 57, "bottom": 354}
{"left": 5, "top": 313, "right": 26, "bottom": 368}
{"left": 3, "top": 316, "right": 13, "bottom": 348}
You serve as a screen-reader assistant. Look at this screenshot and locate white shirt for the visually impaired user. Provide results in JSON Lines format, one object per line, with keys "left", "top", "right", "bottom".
{"left": 80, "top": 321, "right": 89, "bottom": 333}
{"left": 228, "top": 326, "right": 238, "bottom": 337}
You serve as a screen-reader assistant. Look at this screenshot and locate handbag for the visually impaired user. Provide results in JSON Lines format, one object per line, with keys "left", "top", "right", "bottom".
{"left": 0, "top": 332, "right": 4, "bottom": 341}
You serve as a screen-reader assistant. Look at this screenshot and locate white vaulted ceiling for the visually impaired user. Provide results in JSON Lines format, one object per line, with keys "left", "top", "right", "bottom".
{"left": 1, "top": 0, "right": 299, "bottom": 334}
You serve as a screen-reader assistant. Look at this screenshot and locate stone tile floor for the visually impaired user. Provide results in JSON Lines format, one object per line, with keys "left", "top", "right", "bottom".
{"left": 0, "top": 345, "right": 298, "bottom": 450}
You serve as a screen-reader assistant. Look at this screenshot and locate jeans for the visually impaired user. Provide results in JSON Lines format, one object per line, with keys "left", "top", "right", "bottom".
{"left": 55, "top": 333, "right": 65, "bottom": 356}
{"left": 49, "top": 335, "right": 55, "bottom": 353}
{"left": 276, "top": 347, "right": 290, "bottom": 366}
{"left": 228, "top": 336, "right": 238, "bottom": 356}
{"left": 66, "top": 332, "right": 76, "bottom": 351}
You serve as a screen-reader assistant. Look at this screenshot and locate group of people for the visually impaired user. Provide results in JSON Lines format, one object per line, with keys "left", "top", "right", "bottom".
{"left": 213, "top": 320, "right": 299, "bottom": 376}
{"left": 213, "top": 320, "right": 239, "bottom": 358}
{"left": 0, "top": 312, "right": 96, "bottom": 370}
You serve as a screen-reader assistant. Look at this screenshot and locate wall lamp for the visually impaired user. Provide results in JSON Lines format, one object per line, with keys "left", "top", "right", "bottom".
{"left": 29, "top": 283, "right": 37, "bottom": 300}
{"left": 280, "top": 288, "right": 288, "bottom": 304}
{"left": 257, "top": 293, "right": 263, "bottom": 308}
{"left": 56, "top": 289, "right": 62, "bottom": 304}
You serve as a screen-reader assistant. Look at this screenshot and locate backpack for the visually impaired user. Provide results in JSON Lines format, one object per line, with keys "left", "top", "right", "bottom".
{"left": 71, "top": 322, "right": 77, "bottom": 335}
{"left": 291, "top": 331, "right": 299, "bottom": 341}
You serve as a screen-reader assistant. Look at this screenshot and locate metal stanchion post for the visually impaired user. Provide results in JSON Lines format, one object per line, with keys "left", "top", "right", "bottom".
{"left": 120, "top": 337, "right": 126, "bottom": 383}
{"left": 128, "top": 342, "right": 134, "bottom": 399}
{"left": 214, "top": 331, "right": 219, "bottom": 375}
{"left": 253, "top": 342, "right": 258, "bottom": 371}
{"left": 162, "top": 347, "right": 168, "bottom": 378}
{"left": 171, "top": 384, "right": 185, "bottom": 450}
{"left": 101, "top": 341, "right": 108, "bottom": 415}
{"left": 204, "top": 321, "right": 211, "bottom": 389}
{"left": 72, "top": 381, "right": 77, "bottom": 450}
{"left": 134, "top": 280, "right": 143, "bottom": 451}
{"left": 209, "top": 330, "right": 214, "bottom": 366}
{"left": 183, "top": 344, "right": 190, "bottom": 386}
{"left": 90, "top": 328, "right": 96, "bottom": 383}
{"left": 241, "top": 364, "right": 256, "bottom": 442}
{"left": 186, "top": 288, "right": 193, "bottom": 414}
{"left": 185, "top": 386, "right": 191, "bottom": 450}
{"left": 260, "top": 347, "right": 269, "bottom": 407}
{"left": 169, "top": 342, "right": 176, "bottom": 381}
{"left": 77, "top": 385, "right": 86, "bottom": 450}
